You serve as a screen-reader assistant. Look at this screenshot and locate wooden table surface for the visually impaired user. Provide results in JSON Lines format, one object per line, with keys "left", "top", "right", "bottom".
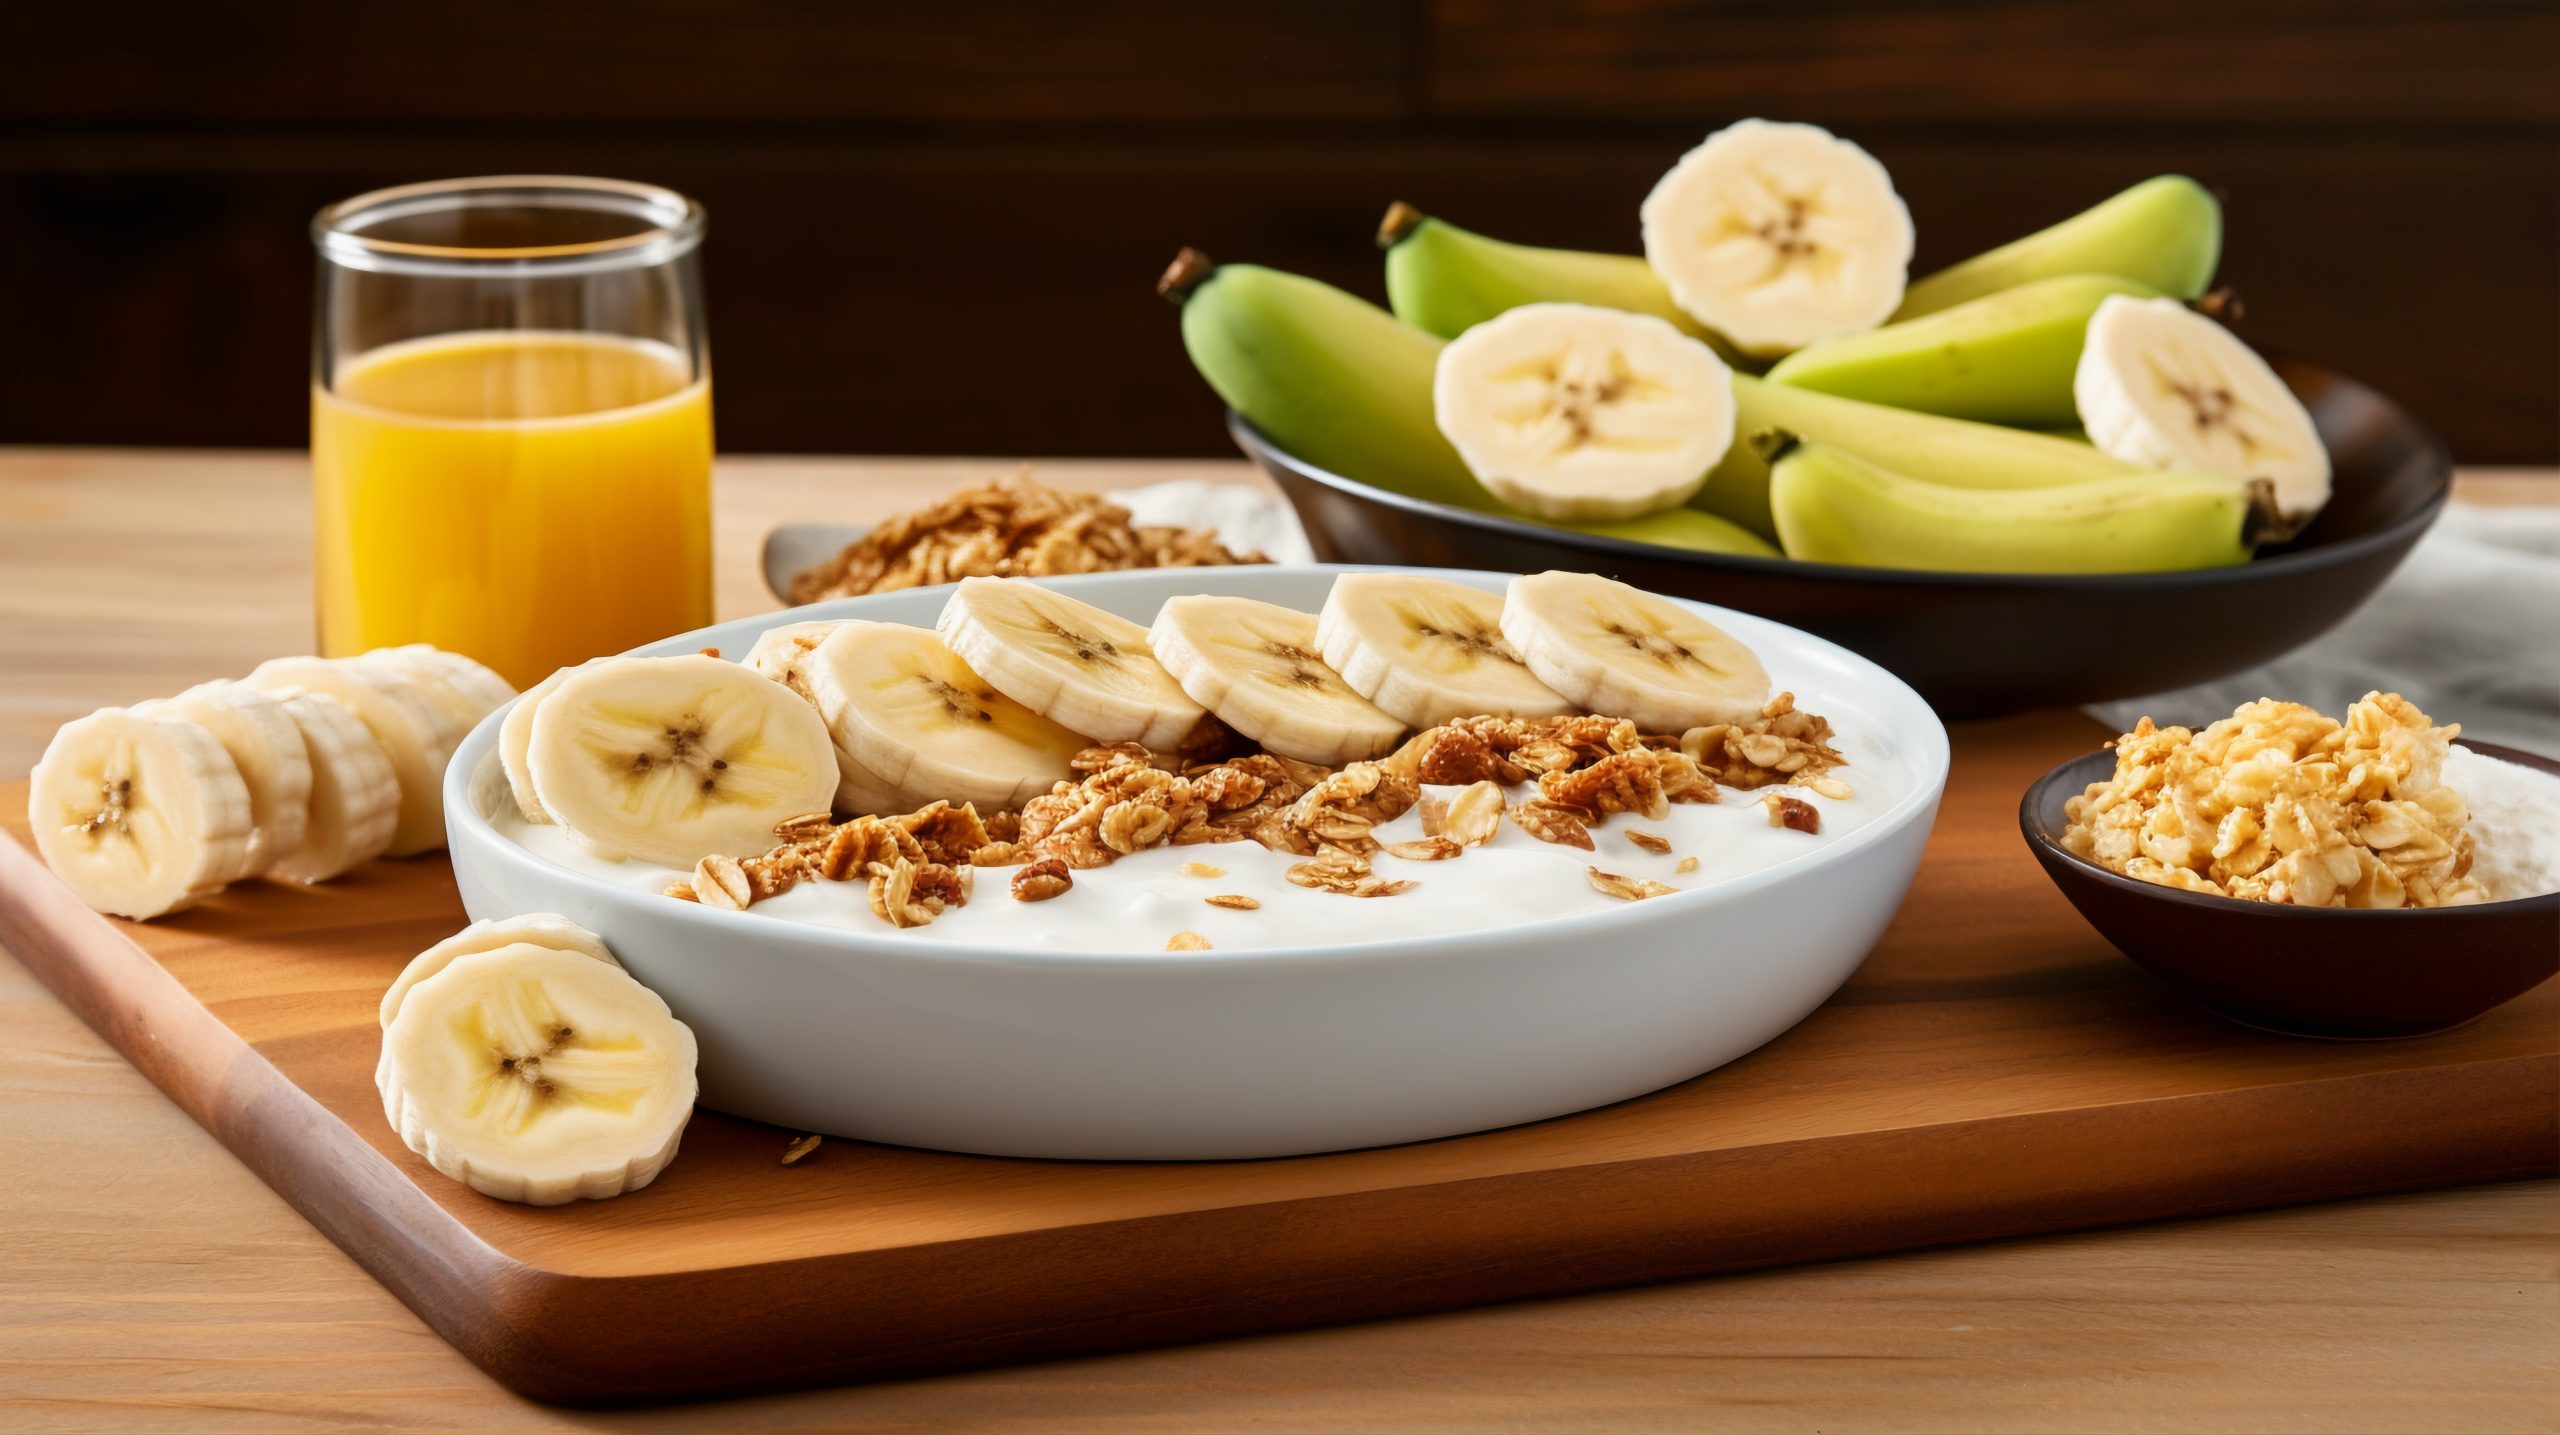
{"left": 2, "top": 448, "right": 2553, "bottom": 1434}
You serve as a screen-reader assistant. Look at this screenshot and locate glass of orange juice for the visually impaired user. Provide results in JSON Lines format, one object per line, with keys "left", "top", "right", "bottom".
{"left": 310, "top": 176, "right": 714, "bottom": 689}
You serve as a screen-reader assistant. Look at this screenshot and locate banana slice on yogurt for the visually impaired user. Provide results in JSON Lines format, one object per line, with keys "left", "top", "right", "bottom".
{"left": 937, "top": 577, "right": 1206, "bottom": 750}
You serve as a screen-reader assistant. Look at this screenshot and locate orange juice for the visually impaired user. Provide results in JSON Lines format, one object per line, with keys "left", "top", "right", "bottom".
{"left": 312, "top": 330, "right": 713, "bottom": 688}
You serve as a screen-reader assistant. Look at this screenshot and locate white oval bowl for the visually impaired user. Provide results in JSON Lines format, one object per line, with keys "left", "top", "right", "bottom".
{"left": 445, "top": 565, "right": 1949, "bottom": 1160}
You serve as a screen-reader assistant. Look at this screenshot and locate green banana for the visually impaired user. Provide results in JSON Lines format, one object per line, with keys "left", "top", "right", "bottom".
{"left": 1695, "top": 375, "right": 2147, "bottom": 537}
{"left": 1377, "top": 205, "right": 1745, "bottom": 364}
{"left": 1764, "top": 436, "right": 2261, "bottom": 575}
{"left": 1764, "top": 274, "right": 2159, "bottom": 426}
{"left": 1161, "top": 250, "right": 1775, "bottom": 559}
{"left": 1896, "top": 176, "right": 2221, "bottom": 321}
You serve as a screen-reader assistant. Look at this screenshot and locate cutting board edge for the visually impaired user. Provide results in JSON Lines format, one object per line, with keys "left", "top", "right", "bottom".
{"left": 6, "top": 826, "right": 2553, "bottom": 1405}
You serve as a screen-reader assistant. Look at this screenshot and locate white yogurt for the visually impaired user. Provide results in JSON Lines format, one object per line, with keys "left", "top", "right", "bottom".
{"left": 2442, "top": 746, "right": 2560, "bottom": 902}
{"left": 498, "top": 722, "right": 1920, "bottom": 954}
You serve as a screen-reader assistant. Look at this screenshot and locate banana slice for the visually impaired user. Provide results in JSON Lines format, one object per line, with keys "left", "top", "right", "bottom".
{"left": 1317, "top": 573, "right": 1576, "bottom": 727}
{"left": 2074, "top": 294, "right": 2332, "bottom": 524}
{"left": 744, "top": 620, "right": 860, "bottom": 699}
{"left": 497, "top": 662, "right": 591, "bottom": 825}
{"left": 1432, "top": 303, "right": 1737, "bottom": 521}
{"left": 141, "top": 682, "right": 312, "bottom": 875}
{"left": 360, "top": 645, "right": 517, "bottom": 732}
{"left": 28, "top": 708, "right": 256, "bottom": 919}
{"left": 245, "top": 656, "right": 455, "bottom": 858}
{"left": 1148, "top": 596, "right": 1408, "bottom": 765}
{"left": 380, "top": 913, "right": 619, "bottom": 1029}
{"left": 937, "top": 578, "right": 1205, "bottom": 749}
{"left": 263, "top": 691, "right": 401, "bottom": 884}
{"left": 799, "top": 624, "right": 1086, "bottom": 811}
{"left": 1640, "top": 118, "right": 1914, "bottom": 357}
{"left": 1499, "top": 572, "right": 1770, "bottom": 732}
{"left": 524, "top": 655, "right": 839, "bottom": 867}
{"left": 378, "top": 944, "right": 697, "bottom": 1206}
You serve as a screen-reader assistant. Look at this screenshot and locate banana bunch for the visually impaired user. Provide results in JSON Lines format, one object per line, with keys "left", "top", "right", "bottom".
{"left": 377, "top": 913, "right": 698, "bottom": 1205}
{"left": 29, "top": 645, "right": 514, "bottom": 919}
{"left": 1171, "top": 117, "right": 2328, "bottom": 575}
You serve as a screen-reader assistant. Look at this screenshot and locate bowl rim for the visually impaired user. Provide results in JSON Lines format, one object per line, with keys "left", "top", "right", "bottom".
{"left": 1230, "top": 359, "right": 2454, "bottom": 591}
{"left": 446, "top": 564, "right": 1954, "bottom": 972}
{"left": 2017, "top": 736, "right": 2560, "bottom": 917}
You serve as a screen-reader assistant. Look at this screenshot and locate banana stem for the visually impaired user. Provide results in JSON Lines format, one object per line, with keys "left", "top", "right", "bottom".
{"left": 1157, "top": 247, "right": 1216, "bottom": 303}
{"left": 2194, "top": 286, "right": 2245, "bottom": 324}
{"left": 1377, "top": 201, "right": 1426, "bottom": 250}
{"left": 1746, "top": 429, "right": 1804, "bottom": 466}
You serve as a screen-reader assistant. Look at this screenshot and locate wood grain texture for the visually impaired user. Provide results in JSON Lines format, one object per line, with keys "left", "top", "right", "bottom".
{"left": 3, "top": 449, "right": 2557, "bottom": 1427}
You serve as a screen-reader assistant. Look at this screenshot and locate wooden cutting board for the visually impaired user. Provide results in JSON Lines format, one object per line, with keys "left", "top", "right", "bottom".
{"left": 2, "top": 711, "right": 2551, "bottom": 1407}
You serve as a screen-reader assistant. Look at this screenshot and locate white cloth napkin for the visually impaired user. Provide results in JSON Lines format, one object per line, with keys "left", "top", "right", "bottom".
{"left": 1135, "top": 482, "right": 2559, "bottom": 751}
{"left": 2088, "top": 503, "right": 2560, "bottom": 751}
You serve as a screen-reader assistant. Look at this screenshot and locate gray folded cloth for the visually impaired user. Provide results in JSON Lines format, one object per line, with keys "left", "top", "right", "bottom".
{"left": 2089, "top": 502, "right": 2560, "bottom": 752}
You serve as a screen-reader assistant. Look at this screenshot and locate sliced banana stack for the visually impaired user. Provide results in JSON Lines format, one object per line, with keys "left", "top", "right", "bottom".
{"left": 140, "top": 682, "right": 312, "bottom": 875}
{"left": 378, "top": 941, "right": 696, "bottom": 1206}
{"left": 524, "top": 655, "right": 839, "bottom": 867}
{"left": 497, "top": 661, "right": 594, "bottom": 825}
{"left": 1149, "top": 595, "right": 1407, "bottom": 765}
{"left": 937, "top": 578, "right": 1206, "bottom": 749}
{"left": 27, "top": 708, "right": 258, "bottom": 919}
{"left": 799, "top": 623, "right": 1087, "bottom": 812}
{"left": 1500, "top": 571, "right": 1771, "bottom": 732}
{"left": 263, "top": 690, "right": 401, "bottom": 884}
{"left": 246, "top": 656, "right": 459, "bottom": 858}
{"left": 1640, "top": 118, "right": 1914, "bottom": 357}
{"left": 1317, "top": 573, "right": 1574, "bottom": 727}
{"left": 1432, "top": 302, "right": 1737, "bottom": 521}
{"left": 2075, "top": 294, "right": 2332, "bottom": 525}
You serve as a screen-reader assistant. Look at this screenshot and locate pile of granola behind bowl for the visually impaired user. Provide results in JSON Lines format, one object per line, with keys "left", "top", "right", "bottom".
{"left": 787, "top": 473, "right": 1265, "bottom": 604}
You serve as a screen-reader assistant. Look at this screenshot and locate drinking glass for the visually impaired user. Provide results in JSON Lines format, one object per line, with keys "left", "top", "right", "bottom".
{"left": 311, "top": 176, "right": 714, "bottom": 688}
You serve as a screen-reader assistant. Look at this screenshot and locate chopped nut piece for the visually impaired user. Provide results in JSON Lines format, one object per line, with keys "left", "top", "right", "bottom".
{"left": 1625, "top": 829, "right": 1673, "bottom": 855}
{"left": 897, "top": 801, "right": 991, "bottom": 865}
{"left": 1675, "top": 856, "right": 1700, "bottom": 874}
{"left": 867, "top": 858, "right": 940, "bottom": 928}
{"left": 780, "top": 1134, "right": 821, "bottom": 1166}
{"left": 1010, "top": 857, "right": 1073, "bottom": 902}
{"left": 1509, "top": 800, "right": 1594, "bottom": 850}
{"left": 693, "top": 854, "right": 754, "bottom": 910}
{"left": 1205, "top": 893, "right": 1261, "bottom": 910}
{"left": 1382, "top": 836, "right": 1463, "bottom": 861}
{"left": 1679, "top": 693, "right": 1849, "bottom": 793}
{"left": 1542, "top": 751, "right": 1670, "bottom": 820}
{"left": 1166, "top": 930, "right": 1212, "bottom": 951}
{"left": 1354, "top": 878, "right": 1417, "bottom": 898}
{"left": 1588, "top": 867, "right": 1679, "bottom": 901}
{"left": 1762, "top": 794, "right": 1822, "bottom": 834}
{"left": 1441, "top": 780, "right": 1507, "bottom": 846}
{"left": 1416, "top": 792, "right": 1450, "bottom": 837}
{"left": 662, "top": 880, "right": 700, "bottom": 902}
{"left": 1180, "top": 861, "right": 1227, "bottom": 878}
{"left": 967, "top": 840, "right": 1026, "bottom": 867}
{"left": 698, "top": 646, "right": 723, "bottom": 659}
{"left": 772, "top": 811, "right": 835, "bottom": 841}
{"left": 1285, "top": 851, "right": 1373, "bottom": 893}
{"left": 1413, "top": 726, "right": 1501, "bottom": 785}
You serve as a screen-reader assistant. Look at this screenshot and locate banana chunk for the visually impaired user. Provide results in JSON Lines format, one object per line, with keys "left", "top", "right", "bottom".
{"left": 1640, "top": 118, "right": 1913, "bottom": 357}
{"left": 142, "top": 681, "right": 313, "bottom": 876}
{"left": 1500, "top": 571, "right": 1770, "bottom": 732}
{"left": 800, "top": 623, "right": 1087, "bottom": 812}
{"left": 378, "top": 943, "right": 697, "bottom": 1206}
{"left": 29, "top": 708, "right": 256, "bottom": 919}
{"left": 524, "top": 655, "right": 839, "bottom": 868}
{"left": 360, "top": 645, "right": 517, "bottom": 728}
{"left": 246, "top": 656, "right": 457, "bottom": 858}
{"left": 1149, "top": 595, "right": 1408, "bottom": 765}
{"left": 937, "top": 578, "right": 1206, "bottom": 750}
{"left": 1317, "top": 573, "right": 1574, "bottom": 728}
{"left": 380, "top": 913, "right": 620, "bottom": 1029}
{"left": 263, "top": 691, "right": 401, "bottom": 884}
{"left": 2075, "top": 295, "right": 2332, "bottom": 525}
{"left": 1432, "top": 302, "right": 1736, "bottom": 521}
{"left": 743, "top": 620, "right": 861, "bottom": 698}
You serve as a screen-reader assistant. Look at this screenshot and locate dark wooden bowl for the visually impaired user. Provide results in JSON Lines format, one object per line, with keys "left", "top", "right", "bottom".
{"left": 2019, "top": 740, "right": 2560, "bottom": 1039}
{"left": 1234, "top": 361, "right": 2451, "bottom": 719}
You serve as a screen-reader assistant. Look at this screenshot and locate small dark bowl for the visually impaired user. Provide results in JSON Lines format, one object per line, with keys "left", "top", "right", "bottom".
{"left": 2020, "top": 740, "right": 2560, "bottom": 1039}
{"left": 1234, "top": 361, "right": 2450, "bottom": 719}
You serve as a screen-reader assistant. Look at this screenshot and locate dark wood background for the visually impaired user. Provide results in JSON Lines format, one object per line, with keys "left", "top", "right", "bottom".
{"left": 5, "top": 1, "right": 2555, "bottom": 461}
